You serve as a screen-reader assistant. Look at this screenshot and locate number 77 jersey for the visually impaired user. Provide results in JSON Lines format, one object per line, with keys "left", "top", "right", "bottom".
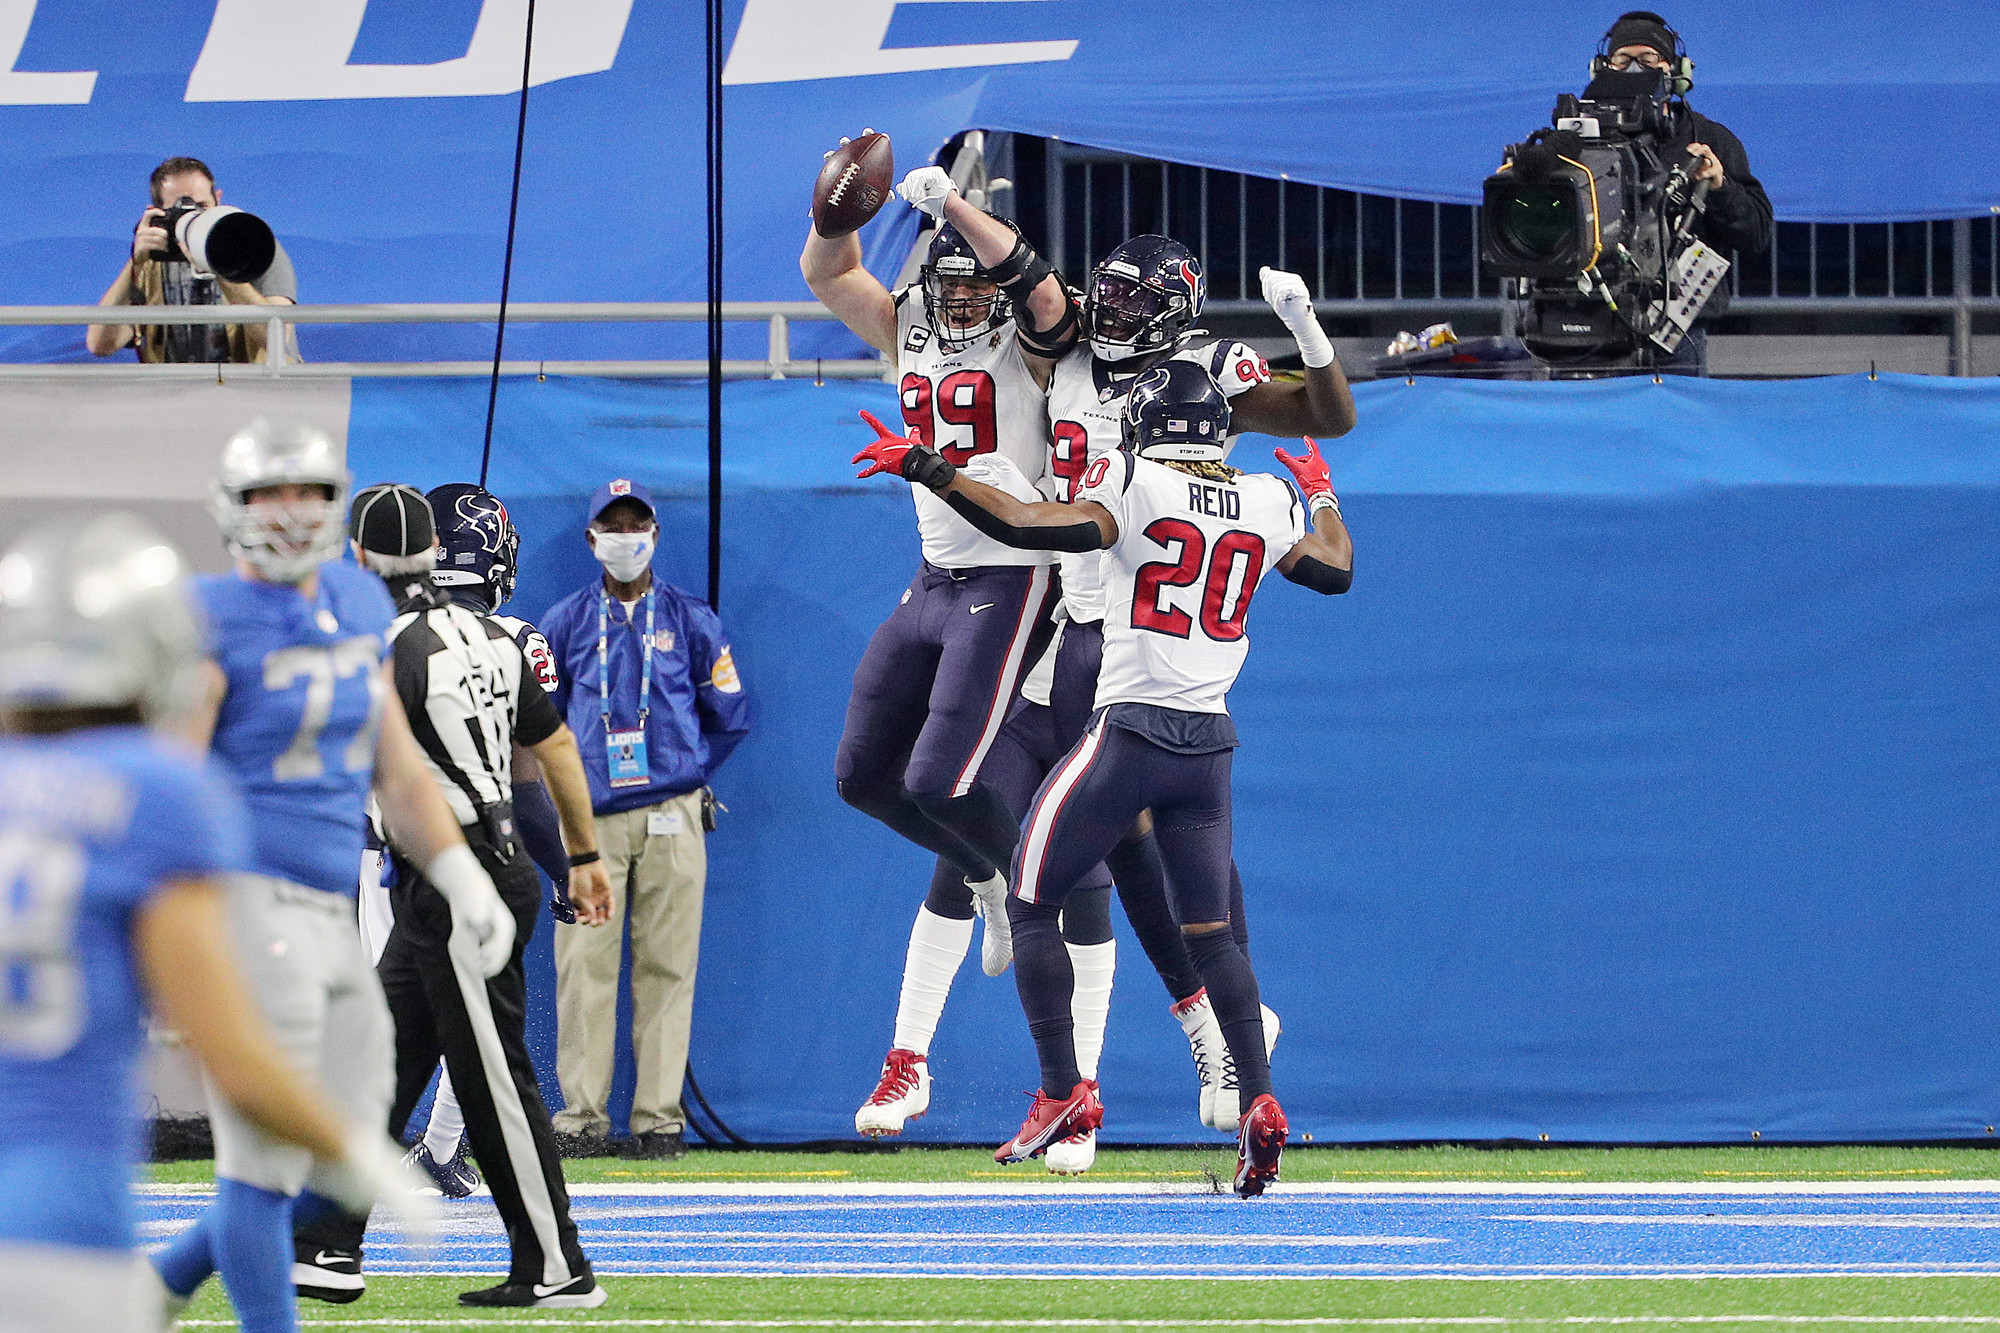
{"left": 1080, "top": 451, "right": 1306, "bottom": 716}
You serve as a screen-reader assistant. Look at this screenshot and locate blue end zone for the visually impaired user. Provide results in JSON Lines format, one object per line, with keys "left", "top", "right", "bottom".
{"left": 141, "top": 1188, "right": 2000, "bottom": 1279}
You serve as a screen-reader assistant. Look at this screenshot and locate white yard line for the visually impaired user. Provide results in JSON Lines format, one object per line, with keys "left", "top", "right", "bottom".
{"left": 137, "top": 1180, "right": 2000, "bottom": 1199}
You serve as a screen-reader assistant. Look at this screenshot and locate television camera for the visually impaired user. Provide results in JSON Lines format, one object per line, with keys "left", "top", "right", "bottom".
{"left": 1480, "top": 68, "right": 1730, "bottom": 371}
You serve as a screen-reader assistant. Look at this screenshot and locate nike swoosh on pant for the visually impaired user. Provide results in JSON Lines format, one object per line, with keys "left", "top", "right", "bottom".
{"left": 969, "top": 603, "right": 995, "bottom": 614}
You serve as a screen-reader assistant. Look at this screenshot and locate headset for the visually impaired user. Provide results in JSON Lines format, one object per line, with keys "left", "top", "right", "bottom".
{"left": 1590, "top": 10, "right": 1694, "bottom": 96}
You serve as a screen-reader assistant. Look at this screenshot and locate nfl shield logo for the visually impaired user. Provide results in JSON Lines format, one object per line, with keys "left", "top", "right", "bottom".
{"left": 610, "top": 479, "right": 632, "bottom": 496}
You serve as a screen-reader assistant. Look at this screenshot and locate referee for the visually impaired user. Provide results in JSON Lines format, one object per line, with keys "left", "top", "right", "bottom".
{"left": 300, "top": 484, "right": 616, "bottom": 1311}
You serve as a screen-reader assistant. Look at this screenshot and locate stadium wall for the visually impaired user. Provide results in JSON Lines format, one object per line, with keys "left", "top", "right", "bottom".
{"left": 6, "top": 373, "right": 1990, "bottom": 1143}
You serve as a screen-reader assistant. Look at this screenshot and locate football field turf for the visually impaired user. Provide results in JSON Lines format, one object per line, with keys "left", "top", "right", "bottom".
{"left": 152, "top": 1146, "right": 2000, "bottom": 1329}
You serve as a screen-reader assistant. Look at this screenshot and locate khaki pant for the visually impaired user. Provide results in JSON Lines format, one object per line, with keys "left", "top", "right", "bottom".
{"left": 552, "top": 789, "right": 707, "bottom": 1136}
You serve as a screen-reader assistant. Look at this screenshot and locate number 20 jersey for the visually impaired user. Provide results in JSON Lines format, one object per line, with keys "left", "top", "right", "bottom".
{"left": 1045, "top": 339, "right": 1273, "bottom": 622}
{"left": 1081, "top": 452, "right": 1305, "bottom": 716}
{"left": 195, "top": 559, "right": 395, "bottom": 896}
{"left": 894, "top": 287, "right": 1052, "bottom": 570}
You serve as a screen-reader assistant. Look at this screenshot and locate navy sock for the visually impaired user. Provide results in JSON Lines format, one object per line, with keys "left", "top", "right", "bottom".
{"left": 1184, "top": 927, "right": 1271, "bottom": 1103}
{"left": 153, "top": 1205, "right": 217, "bottom": 1298}
{"left": 1008, "top": 896, "right": 1081, "bottom": 1094}
{"left": 1058, "top": 883, "right": 1113, "bottom": 946}
{"left": 212, "top": 1178, "right": 299, "bottom": 1333}
{"left": 1108, "top": 833, "right": 1202, "bottom": 1002}
{"left": 921, "top": 857, "right": 976, "bottom": 920}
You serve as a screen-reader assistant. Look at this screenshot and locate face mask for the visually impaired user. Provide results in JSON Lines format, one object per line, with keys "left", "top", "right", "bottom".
{"left": 592, "top": 530, "right": 655, "bottom": 583}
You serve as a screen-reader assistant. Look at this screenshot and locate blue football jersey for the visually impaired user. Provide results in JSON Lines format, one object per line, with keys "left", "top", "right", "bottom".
{"left": 195, "top": 561, "right": 395, "bottom": 896}
{"left": 0, "top": 727, "right": 248, "bottom": 1252}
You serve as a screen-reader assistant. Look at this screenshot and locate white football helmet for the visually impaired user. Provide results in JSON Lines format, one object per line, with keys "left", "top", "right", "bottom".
{"left": 0, "top": 513, "right": 203, "bottom": 723}
{"left": 211, "top": 417, "right": 350, "bottom": 583}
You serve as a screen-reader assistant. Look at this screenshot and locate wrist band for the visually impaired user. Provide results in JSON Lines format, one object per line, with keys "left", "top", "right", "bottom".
{"left": 1290, "top": 318, "right": 1336, "bottom": 370}
{"left": 1309, "top": 491, "right": 1341, "bottom": 520}
{"left": 568, "top": 850, "right": 601, "bottom": 868}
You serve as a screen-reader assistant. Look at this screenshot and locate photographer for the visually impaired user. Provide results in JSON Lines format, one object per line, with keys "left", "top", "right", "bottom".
{"left": 85, "top": 156, "right": 298, "bottom": 364}
{"left": 1598, "top": 12, "right": 1771, "bottom": 263}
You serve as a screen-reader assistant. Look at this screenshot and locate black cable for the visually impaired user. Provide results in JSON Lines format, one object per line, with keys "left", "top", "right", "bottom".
{"left": 479, "top": 0, "right": 537, "bottom": 489}
{"left": 704, "top": 0, "right": 723, "bottom": 610}
{"left": 684, "top": 1062, "right": 751, "bottom": 1146}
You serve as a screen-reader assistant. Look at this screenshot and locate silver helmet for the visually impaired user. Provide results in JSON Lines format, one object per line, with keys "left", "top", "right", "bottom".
{"left": 210, "top": 416, "right": 350, "bottom": 583}
{"left": 0, "top": 513, "right": 203, "bottom": 723}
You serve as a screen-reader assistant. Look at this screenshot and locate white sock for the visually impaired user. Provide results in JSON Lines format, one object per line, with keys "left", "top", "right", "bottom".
{"left": 423, "top": 1063, "right": 464, "bottom": 1160}
{"left": 891, "top": 906, "right": 974, "bottom": 1056}
{"left": 1066, "top": 939, "right": 1116, "bottom": 1081}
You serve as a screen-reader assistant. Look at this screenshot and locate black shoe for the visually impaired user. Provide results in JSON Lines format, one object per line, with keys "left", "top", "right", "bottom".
{"left": 458, "top": 1273, "right": 607, "bottom": 1308}
{"left": 293, "top": 1243, "right": 364, "bottom": 1304}
{"left": 552, "top": 1129, "right": 615, "bottom": 1158}
{"left": 621, "top": 1128, "right": 688, "bottom": 1161}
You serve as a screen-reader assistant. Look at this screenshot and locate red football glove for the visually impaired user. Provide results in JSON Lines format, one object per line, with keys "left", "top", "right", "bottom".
{"left": 1273, "top": 438, "right": 1335, "bottom": 500}
{"left": 853, "top": 409, "right": 919, "bottom": 479}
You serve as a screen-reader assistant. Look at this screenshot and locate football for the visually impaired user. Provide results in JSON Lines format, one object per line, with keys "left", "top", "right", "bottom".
{"left": 812, "top": 130, "right": 893, "bottom": 239}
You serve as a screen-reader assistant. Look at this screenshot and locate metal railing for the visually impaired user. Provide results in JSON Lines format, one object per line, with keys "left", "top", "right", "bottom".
{"left": 1038, "top": 140, "right": 1999, "bottom": 374}
{"left": 0, "top": 301, "right": 885, "bottom": 380}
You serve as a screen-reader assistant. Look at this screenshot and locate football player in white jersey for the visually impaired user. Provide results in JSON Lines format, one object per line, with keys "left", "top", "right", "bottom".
{"left": 803, "top": 159, "right": 1088, "bottom": 1136}
{"left": 1011, "top": 239, "right": 1357, "bottom": 1166}
{"left": 852, "top": 359, "right": 1352, "bottom": 1196}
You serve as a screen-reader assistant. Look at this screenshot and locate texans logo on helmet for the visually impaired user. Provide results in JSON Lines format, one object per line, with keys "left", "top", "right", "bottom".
{"left": 453, "top": 491, "right": 510, "bottom": 553}
{"left": 1178, "top": 258, "right": 1204, "bottom": 307}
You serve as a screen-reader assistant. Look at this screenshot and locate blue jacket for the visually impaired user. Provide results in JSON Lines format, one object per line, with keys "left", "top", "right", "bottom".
{"left": 542, "top": 572, "right": 750, "bottom": 814}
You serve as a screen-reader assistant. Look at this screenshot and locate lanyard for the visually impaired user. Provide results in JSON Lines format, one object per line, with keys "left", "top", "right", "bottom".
{"left": 597, "top": 587, "right": 654, "bottom": 732}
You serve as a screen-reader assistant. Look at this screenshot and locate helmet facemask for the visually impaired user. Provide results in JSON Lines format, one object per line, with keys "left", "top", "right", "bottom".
{"left": 214, "top": 482, "right": 348, "bottom": 584}
{"left": 1086, "top": 269, "right": 1189, "bottom": 362}
{"left": 921, "top": 255, "right": 1010, "bottom": 350}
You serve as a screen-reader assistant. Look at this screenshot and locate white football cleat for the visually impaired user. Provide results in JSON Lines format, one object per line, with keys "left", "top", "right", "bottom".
{"left": 1044, "top": 1127, "right": 1097, "bottom": 1175}
{"left": 1172, "top": 989, "right": 1225, "bottom": 1128}
{"left": 855, "top": 1048, "right": 931, "bottom": 1137}
{"left": 968, "top": 871, "right": 1013, "bottom": 976}
{"left": 1211, "top": 1003, "right": 1283, "bottom": 1134}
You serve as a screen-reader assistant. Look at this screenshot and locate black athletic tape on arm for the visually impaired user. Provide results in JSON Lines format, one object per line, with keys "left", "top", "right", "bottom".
{"left": 899, "top": 446, "right": 958, "bottom": 491}
{"left": 1284, "top": 555, "right": 1352, "bottom": 595}
{"left": 1017, "top": 299, "right": 1078, "bottom": 357}
{"left": 987, "top": 237, "right": 1054, "bottom": 298}
{"left": 945, "top": 490, "right": 1103, "bottom": 552}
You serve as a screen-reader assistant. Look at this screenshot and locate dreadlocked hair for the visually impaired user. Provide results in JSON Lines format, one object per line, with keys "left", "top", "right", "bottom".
{"left": 1161, "top": 459, "right": 1241, "bottom": 483}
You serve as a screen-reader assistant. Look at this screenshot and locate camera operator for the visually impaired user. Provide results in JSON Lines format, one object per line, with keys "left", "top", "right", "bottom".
{"left": 1598, "top": 12, "right": 1771, "bottom": 265}
{"left": 85, "top": 156, "right": 299, "bottom": 364}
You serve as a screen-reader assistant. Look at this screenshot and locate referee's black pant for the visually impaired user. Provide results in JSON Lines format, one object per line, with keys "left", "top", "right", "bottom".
{"left": 299, "top": 829, "right": 592, "bottom": 1289}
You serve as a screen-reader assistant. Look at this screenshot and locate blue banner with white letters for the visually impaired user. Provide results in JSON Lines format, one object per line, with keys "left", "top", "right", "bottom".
{"left": 4, "top": 1, "right": 1996, "bottom": 363}
{"left": 347, "top": 372, "right": 2000, "bottom": 1143}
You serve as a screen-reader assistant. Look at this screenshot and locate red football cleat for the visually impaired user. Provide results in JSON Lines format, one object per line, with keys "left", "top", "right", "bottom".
{"left": 994, "top": 1081, "right": 1102, "bottom": 1163}
{"left": 1234, "top": 1093, "right": 1288, "bottom": 1198}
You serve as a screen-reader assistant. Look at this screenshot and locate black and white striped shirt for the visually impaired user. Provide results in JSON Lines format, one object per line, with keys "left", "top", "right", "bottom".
{"left": 385, "top": 579, "right": 563, "bottom": 826}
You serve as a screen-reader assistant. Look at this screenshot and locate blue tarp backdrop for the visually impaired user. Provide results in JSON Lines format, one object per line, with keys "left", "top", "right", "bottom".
{"left": 6, "top": 1, "right": 1998, "bottom": 363}
{"left": 348, "top": 372, "right": 1999, "bottom": 1144}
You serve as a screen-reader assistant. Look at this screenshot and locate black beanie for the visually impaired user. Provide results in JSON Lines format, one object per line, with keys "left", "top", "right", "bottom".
{"left": 1605, "top": 11, "right": 1678, "bottom": 62}
{"left": 348, "top": 483, "right": 436, "bottom": 557}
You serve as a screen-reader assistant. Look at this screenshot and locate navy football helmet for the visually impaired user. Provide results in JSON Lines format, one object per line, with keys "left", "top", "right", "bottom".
{"left": 1120, "top": 359, "right": 1231, "bottom": 463}
{"left": 427, "top": 482, "right": 518, "bottom": 609}
{"left": 1084, "top": 235, "right": 1205, "bottom": 363}
{"left": 920, "top": 220, "right": 1016, "bottom": 350}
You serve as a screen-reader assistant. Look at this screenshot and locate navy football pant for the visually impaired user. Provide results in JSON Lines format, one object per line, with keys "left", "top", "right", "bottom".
{"left": 1006, "top": 714, "right": 1272, "bottom": 1103}
{"left": 836, "top": 562, "right": 1057, "bottom": 881}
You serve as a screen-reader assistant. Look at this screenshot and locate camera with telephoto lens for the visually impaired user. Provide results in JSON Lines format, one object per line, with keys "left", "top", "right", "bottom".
{"left": 144, "top": 195, "right": 277, "bottom": 284}
{"left": 1480, "top": 67, "right": 1729, "bottom": 371}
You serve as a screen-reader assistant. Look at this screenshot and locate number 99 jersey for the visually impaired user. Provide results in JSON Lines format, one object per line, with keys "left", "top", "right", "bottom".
{"left": 1046, "top": 339, "right": 1274, "bottom": 623}
{"left": 1081, "top": 451, "right": 1305, "bottom": 716}
{"left": 894, "top": 287, "right": 1053, "bottom": 570}
{"left": 195, "top": 560, "right": 395, "bottom": 897}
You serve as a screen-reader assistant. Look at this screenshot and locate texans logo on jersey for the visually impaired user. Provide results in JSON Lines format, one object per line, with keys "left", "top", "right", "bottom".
{"left": 453, "top": 491, "right": 511, "bottom": 553}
